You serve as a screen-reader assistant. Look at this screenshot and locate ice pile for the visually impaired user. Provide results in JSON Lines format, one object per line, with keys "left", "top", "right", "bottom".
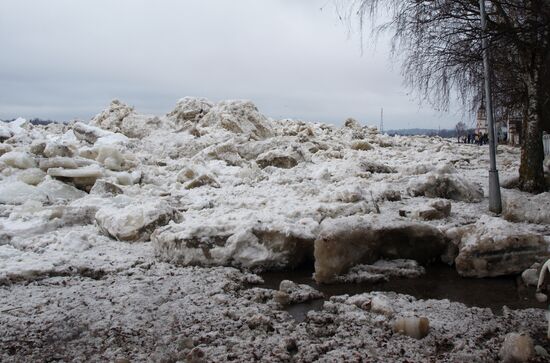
{"left": 313, "top": 215, "right": 446, "bottom": 283}
{"left": 0, "top": 98, "right": 548, "bottom": 283}
{"left": 274, "top": 279, "right": 324, "bottom": 305}
{"left": 449, "top": 215, "right": 548, "bottom": 277}
{"left": 332, "top": 259, "right": 426, "bottom": 283}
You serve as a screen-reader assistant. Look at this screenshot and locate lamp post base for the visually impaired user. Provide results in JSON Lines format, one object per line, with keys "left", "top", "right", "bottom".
{"left": 489, "top": 169, "right": 502, "bottom": 214}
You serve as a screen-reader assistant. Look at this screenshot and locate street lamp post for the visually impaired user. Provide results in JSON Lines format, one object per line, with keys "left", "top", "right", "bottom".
{"left": 479, "top": 0, "right": 502, "bottom": 214}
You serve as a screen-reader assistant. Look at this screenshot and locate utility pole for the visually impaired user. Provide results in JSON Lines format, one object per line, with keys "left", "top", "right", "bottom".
{"left": 380, "top": 107, "right": 384, "bottom": 134}
{"left": 479, "top": 0, "right": 502, "bottom": 213}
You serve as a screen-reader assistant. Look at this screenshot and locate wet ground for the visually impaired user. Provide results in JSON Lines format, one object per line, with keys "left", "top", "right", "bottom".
{"left": 260, "top": 263, "right": 546, "bottom": 322}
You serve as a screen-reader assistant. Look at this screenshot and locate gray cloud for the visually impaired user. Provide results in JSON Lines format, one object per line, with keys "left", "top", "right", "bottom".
{"left": 0, "top": 0, "right": 462, "bottom": 128}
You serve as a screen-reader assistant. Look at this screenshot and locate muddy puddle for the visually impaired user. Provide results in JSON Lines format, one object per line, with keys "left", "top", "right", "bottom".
{"left": 260, "top": 263, "right": 546, "bottom": 322}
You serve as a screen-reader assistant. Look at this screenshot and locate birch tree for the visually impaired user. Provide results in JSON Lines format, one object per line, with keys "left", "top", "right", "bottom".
{"left": 342, "top": 0, "right": 549, "bottom": 192}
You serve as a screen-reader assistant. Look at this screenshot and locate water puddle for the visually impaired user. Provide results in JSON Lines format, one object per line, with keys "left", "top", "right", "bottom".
{"left": 260, "top": 263, "right": 546, "bottom": 322}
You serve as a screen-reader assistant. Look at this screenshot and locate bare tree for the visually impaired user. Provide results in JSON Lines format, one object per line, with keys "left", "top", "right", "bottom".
{"left": 340, "top": 0, "right": 549, "bottom": 192}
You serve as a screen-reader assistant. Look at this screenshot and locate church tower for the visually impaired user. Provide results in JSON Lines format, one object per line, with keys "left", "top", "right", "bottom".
{"left": 476, "top": 104, "right": 488, "bottom": 135}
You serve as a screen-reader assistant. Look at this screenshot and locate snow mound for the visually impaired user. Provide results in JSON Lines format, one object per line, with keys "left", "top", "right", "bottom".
{"left": 72, "top": 121, "right": 129, "bottom": 146}
{"left": 90, "top": 99, "right": 134, "bottom": 132}
{"left": 360, "top": 160, "right": 395, "bottom": 174}
{"left": 502, "top": 190, "right": 550, "bottom": 224}
{"left": 275, "top": 280, "right": 323, "bottom": 305}
{"left": 256, "top": 148, "right": 304, "bottom": 169}
{"left": 0, "top": 181, "right": 47, "bottom": 205}
{"left": 407, "top": 172, "right": 483, "bottom": 202}
{"left": 90, "top": 99, "right": 166, "bottom": 138}
{"left": 400, "top": 162, "right": 456, "bottom": 176}
{"left": 0, "top": 151, "right": 36, "bottom": 169}
{"left": 0, "top": 118, "right": 29, "bottom": 142}
{"left": 350, "top": 140, "right": 373, "bottom": 151}
{"left": 152, "top": 221, "right": 315, "bottom": 271}
{"left": 0, "top": 143, "right": 13, "bottom": 156}
{"left": 47, "top": 164, "right": 104, "bottom": 189}
{"left": 167, "top": 96, "right": 214, "bottom": 122}
{"left": 95, "top": 200, "right": 179, "bottom": 242}
{"left": 43, "top": 142, "right": 74, "bottom": 158}
{"left": 174, "top": 162, "right": 220, "bottom": 188}
{"left": 95, "top": 146, "right": 136, "bottom": 171}
{"left": 37, "top": 179, "right": 87, "bottom": 202}
{"left": 0, "top": 225, "right": 150, "bottom": 284}
{"left": 119, "top": 114, "right": 164, "bottom": 138}
{"left": 313, "top": 215, "right": 446, "bottom": 283}
{"left": 399, "top": 199, "right": 451, "bottom": 220}
{"left": 39, "top": 156, "right": 95, "bottom": 170}
{"left": 198, "top": 100, "right": 274, "bottom": 140}
{"left": 17, "top": 168, "right": 46, "bottom": 185}
{"left": 0, "top": 203, "right": 98, "bottom": 247}
{"left": 0, "top": 178, "right": 85, "bottom": 205}
{"left": 89, "top": 180, "right": 123, "bottom": 196}
{"left": 194, "top": 141, "right": 244, "bottom": 166}
{"left": 0, "top": 123, "right": 12, "bottom": 141}
{"left": 451, "top": 215, "right": 547, "bottom": 277}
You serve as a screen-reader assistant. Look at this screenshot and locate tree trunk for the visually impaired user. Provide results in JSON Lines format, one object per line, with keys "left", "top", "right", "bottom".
{"left": 518, "top": 70, "right": 546, "bottom": 193}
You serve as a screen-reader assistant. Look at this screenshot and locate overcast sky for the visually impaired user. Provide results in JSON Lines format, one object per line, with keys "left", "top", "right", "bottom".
{"left": 0, "top": 0, "right": 465, "bottom": 129}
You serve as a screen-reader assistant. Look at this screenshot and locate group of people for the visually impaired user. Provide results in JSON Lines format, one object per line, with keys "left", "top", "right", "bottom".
{"left": 458, "top": 133, "right": 489, "bottom": 145}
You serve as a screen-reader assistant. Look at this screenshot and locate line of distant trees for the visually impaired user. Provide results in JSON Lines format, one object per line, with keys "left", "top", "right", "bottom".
{"left": 386, "top": 128, "right": 472, "bottom": 138}
{"left": 2, "top": 118, "right": 58, "bottom": 125}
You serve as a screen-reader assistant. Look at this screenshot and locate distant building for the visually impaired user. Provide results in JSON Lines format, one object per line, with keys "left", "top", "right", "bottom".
{"left": 507, "top": 112, "right": 522, "bottom": 145}
{"left": 476, "top": 104, "right": 488, "bottom": 135}
{"left": 475, "top": 104, "right": 522, "bottom": 145}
